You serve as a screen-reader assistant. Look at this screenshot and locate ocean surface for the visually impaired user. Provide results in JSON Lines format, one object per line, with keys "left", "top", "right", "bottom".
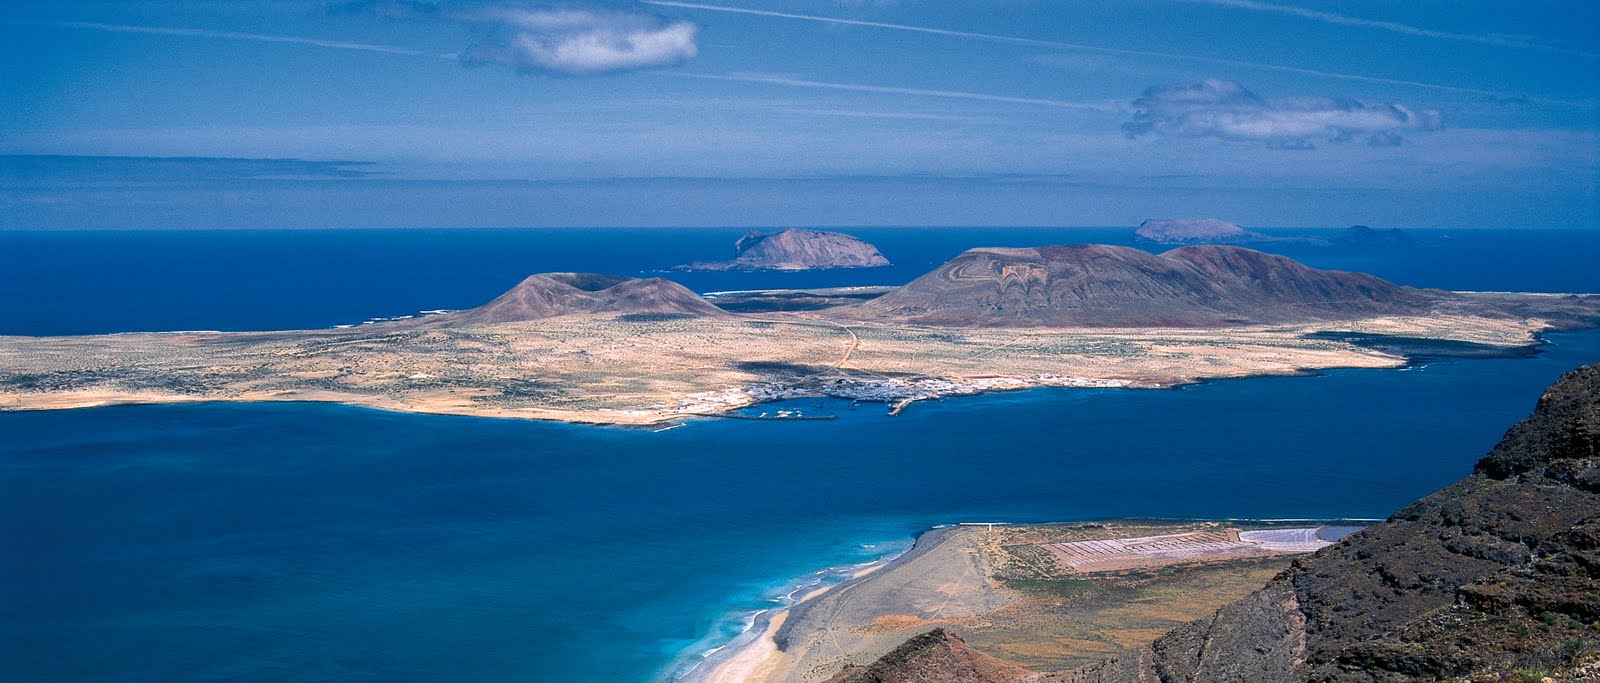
{"left": 2, "top": 227, "right": 1597, "bottom": 336}
{"left": 2, "top": 227, "right": 1599, "bottom": 681}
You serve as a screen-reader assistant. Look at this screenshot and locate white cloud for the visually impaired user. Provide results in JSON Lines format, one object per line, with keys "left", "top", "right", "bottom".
{"left": 462, "top": 7, "right": 699, "bottom": 76}
{"left": 1123, "top": 79, "right": 1442, "bottom": 148}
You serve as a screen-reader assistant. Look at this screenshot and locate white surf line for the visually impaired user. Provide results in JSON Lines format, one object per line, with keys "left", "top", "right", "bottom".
{"left": 647, "top": 0, "right": 1593, "bottom": 106}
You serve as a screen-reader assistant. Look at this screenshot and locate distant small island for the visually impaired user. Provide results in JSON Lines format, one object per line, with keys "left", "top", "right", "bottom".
{"left": 1134, "top": 218, "right": 1267, "bottom": 245}
{"left": 678, "top": 229, "right": 890, "bottom": 271}
{"left": 1333, "top": 224, "right": 1416, "bottom": 250}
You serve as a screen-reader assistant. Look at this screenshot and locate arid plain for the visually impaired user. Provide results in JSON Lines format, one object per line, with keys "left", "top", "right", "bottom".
{"left": 3, "top": 242, "right": 1596, "bottom": 426}
{"left": 0, "top": 306, "right": 1566, "bottom": 425}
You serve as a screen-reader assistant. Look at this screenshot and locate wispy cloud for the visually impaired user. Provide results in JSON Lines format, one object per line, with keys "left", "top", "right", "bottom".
{"left": 1123, "top": 79, "right": 1442, "bottom": 149}
{"left": 30, "top": 13, "right": 697, "bottom": 79}
{"left": 645, "top": 0, "right": 1587, "bottom": 103}
{"left": 1180, "top": 0, "right": 1596, "bottom": 59}
{"left": 457, "top": 7, "right": 699, "bottom": 76}
{"left": 0, "top": 155, "right": 375, "bottom": 188}
{"left": 644, "top": 0, "right": 1066, "bottom": 47}
{"left": 677, "top": 72, "right": 1119, "bottom": 111}
{"left": 764, "top": 107, "right": 985, "bottom": 123}
{"left": 23, "top": 20, "right": 444, "bottom": 57}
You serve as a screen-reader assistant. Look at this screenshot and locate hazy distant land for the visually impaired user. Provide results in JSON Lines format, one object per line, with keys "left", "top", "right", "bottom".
{"left": 1, "top": 244, "right": 1594, "bottom": 426}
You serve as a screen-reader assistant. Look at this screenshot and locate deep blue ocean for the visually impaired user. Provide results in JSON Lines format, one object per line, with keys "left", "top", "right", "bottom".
{"left": 2, "top": 227, "right": 1597, "bottom": 335}
{"left": 2, "top": 228, "right": 1599, "bottom": 681}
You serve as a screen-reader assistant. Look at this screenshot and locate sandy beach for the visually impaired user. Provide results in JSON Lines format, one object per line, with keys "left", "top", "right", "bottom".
{"left": 691, "top": 558, "right": 898, "bottom": 683}
{"left": 698, "top": 603, "right": 790, "bottom": 683}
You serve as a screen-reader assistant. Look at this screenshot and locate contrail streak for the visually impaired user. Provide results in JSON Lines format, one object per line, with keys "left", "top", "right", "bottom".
{"left": 647, "top": 0, "right": 1066, "bottom": 48}
{"left": 32, "top": 21, "right": 445, "bottom": 58}
{"left": 644, "top": 0, "right": 1588, "bottom": 102}
{"left": 1179, "top": 0, "right": 1595, "bottom": 59}
{"left": 676, "top": 72, "right": 1119, "bottom": 112}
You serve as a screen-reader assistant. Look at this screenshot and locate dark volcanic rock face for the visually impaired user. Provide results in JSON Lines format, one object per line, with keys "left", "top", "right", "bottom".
{"left": 418, "top": 272, "right": 726, "bottom": 326}
{"left": 1135, "top": 218, "right": 1265, "bottom": 244}
{"left": 852, "top": 244, "right": 1433, "bottom": 327}
{"left": 1099, "top": 363, "right": 1600, "bottom": 682}
{"left": 840, "top": 364, "right": 1600, "bottom": 682}
{"left": 682, "top": 229, "right": 889, "bottom": 271}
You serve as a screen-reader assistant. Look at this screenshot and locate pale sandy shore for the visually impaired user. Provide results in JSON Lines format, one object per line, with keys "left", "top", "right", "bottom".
{"left": 698, "top": 602, "right": 790, "bottom": 683}
{"left": 691, "top": 560, "right": 896, "bottom": 683}
{"left": 688, "top": 528, "right": 961, "bottom": 683}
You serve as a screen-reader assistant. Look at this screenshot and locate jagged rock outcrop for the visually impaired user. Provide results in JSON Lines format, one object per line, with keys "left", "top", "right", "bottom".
{"left": 850, "top": 244, "right": 1435, "bottom": 327}
{"left": 1135, "top": 219, "right": 1266, "bottom": 245}
{"left": 839, "top": 364, "right": 1600, "bottom": 682}
{"left": 679, "top": 229, "right": 889, "bottom": 271}
{"left": 415, "top": 272, "right": 725, "bottom": 327}
{"left": 1086, "top": 363, "right": 1600, "bottom": 682}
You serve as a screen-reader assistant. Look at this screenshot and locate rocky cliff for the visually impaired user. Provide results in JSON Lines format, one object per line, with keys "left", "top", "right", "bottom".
{"left": 1135, "top": 363, "right": 1600, "bottom": 682}
{"left": 838, "top": 363, "right": 1600, "bottom": 681}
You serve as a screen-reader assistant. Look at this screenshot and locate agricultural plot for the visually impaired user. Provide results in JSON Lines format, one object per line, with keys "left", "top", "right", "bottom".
{"left": 1045, "top": 528, "right": 1335, "bottom": 573}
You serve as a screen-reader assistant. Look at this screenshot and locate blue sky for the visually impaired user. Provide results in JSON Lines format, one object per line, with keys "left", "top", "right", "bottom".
{"left": 2, "top": 1, "right": 1596, "bottom": 228}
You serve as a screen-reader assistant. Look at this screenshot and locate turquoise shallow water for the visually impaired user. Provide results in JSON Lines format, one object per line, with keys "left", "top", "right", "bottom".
{"left": 3, "top": 330, "right": 1599, "bottom": 681}
{"left": 1, "top": 227, "right": 1598, "bottom": 681}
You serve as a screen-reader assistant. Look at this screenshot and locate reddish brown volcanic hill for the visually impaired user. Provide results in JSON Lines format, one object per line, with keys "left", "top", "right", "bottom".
{"left": 422, "top": 273, "right": 726, "bottom": 327}
{"left": 822, "top": 629, "right": 1036, "bottom": 683}
{"left": 853, "top": 244, "right": 1435, "bottom": 327}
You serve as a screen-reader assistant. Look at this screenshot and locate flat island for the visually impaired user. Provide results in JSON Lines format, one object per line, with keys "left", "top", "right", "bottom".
{"left": 2, "top": 244, "right": 1595, "bottom": 425}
